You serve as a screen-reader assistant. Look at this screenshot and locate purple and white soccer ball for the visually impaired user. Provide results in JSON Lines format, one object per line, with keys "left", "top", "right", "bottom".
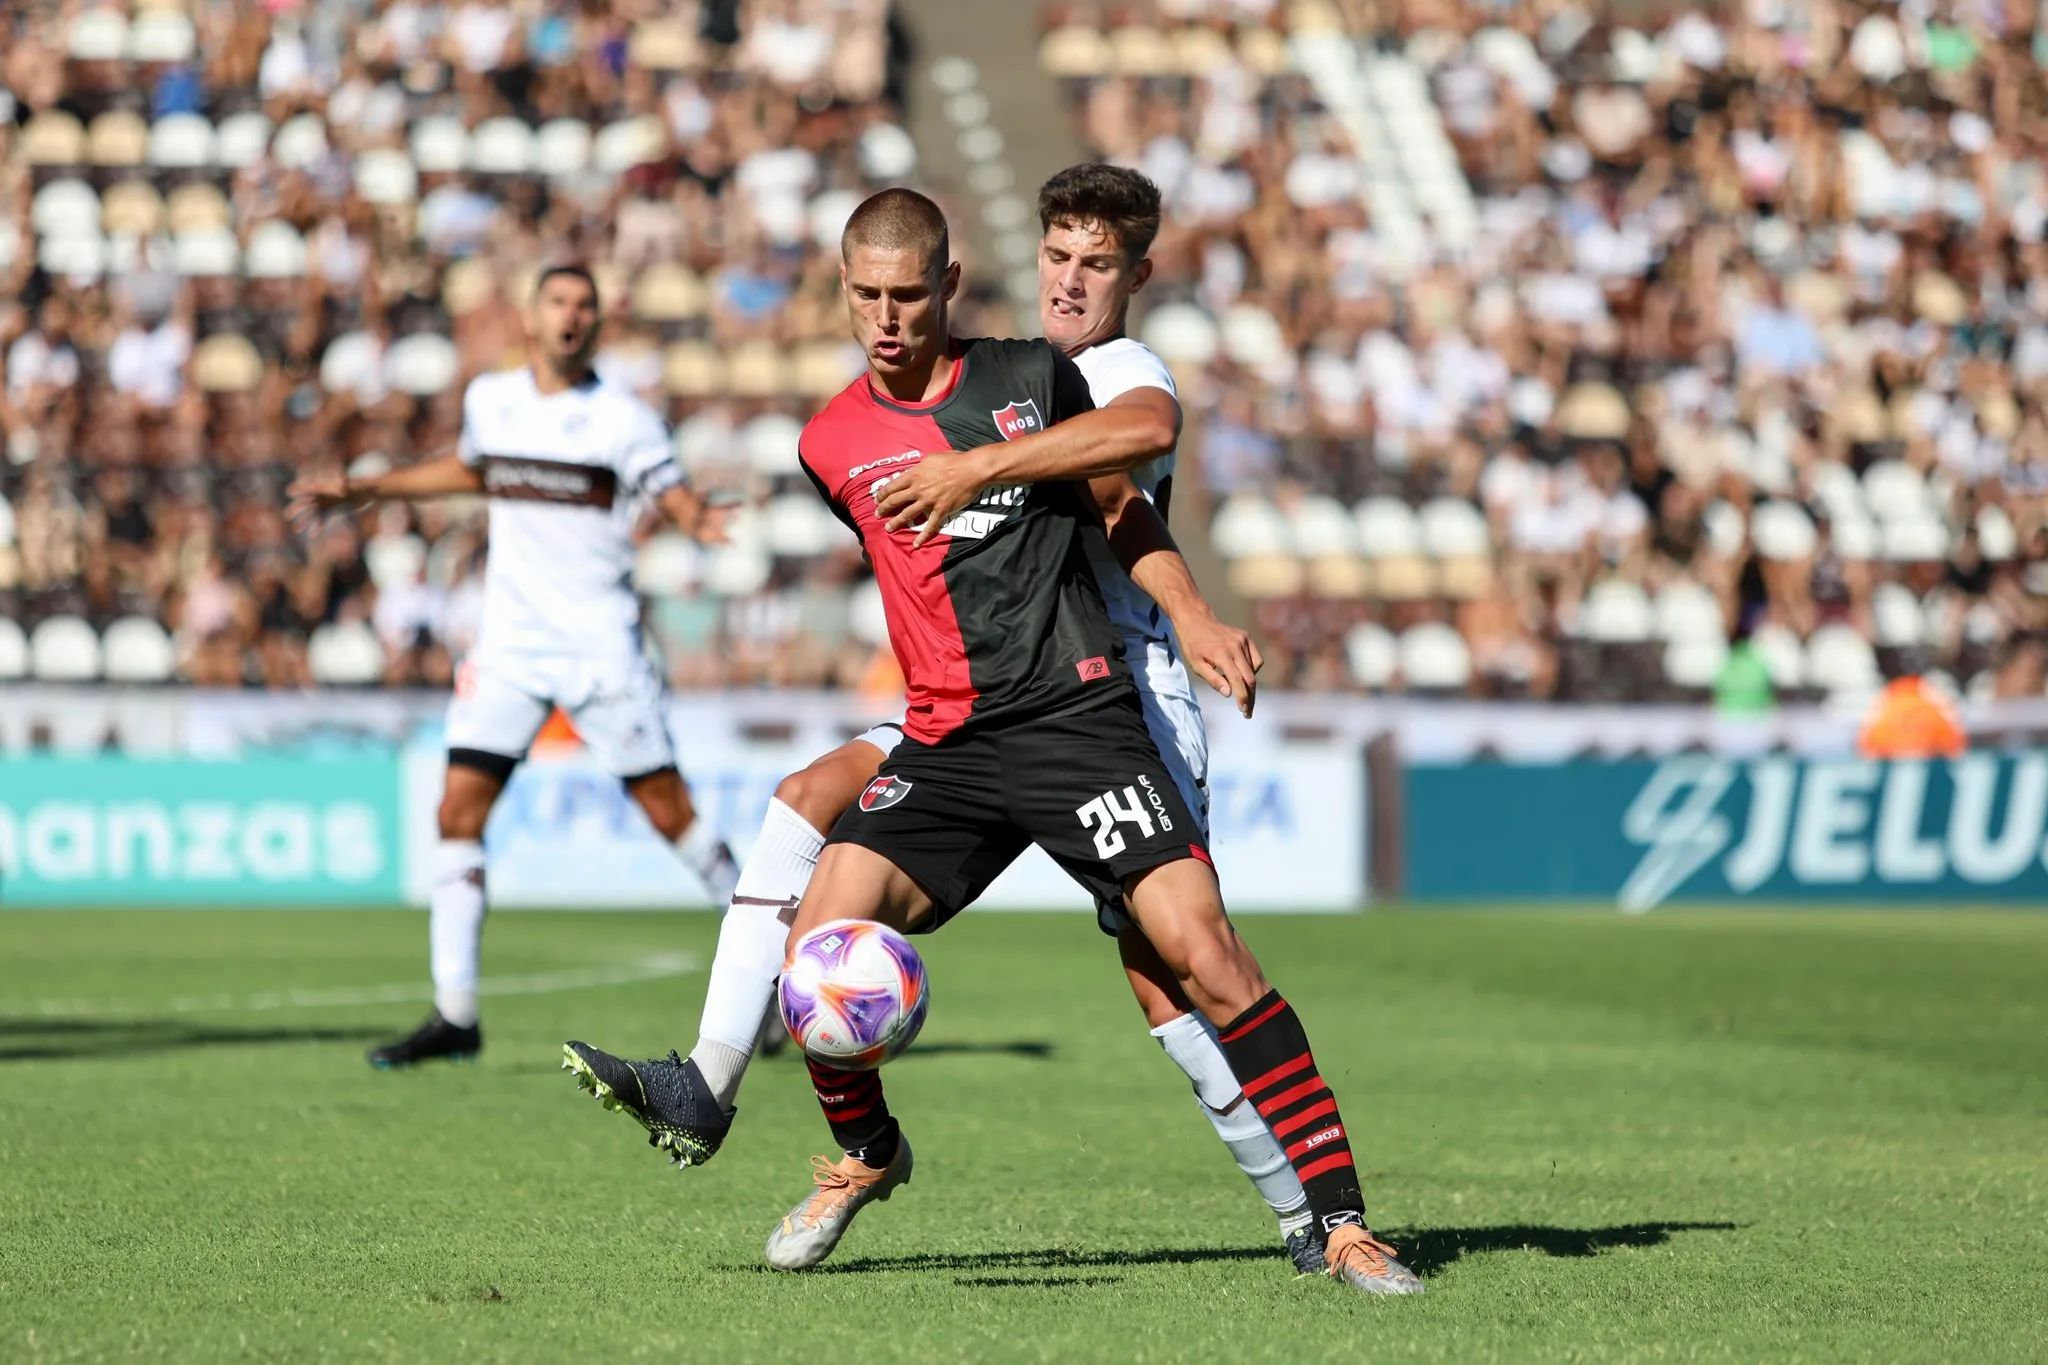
{"left": 779, "top": 919, "right": 930, "bottom": 1070}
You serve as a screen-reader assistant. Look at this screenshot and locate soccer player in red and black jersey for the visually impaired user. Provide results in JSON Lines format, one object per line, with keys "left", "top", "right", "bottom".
{"left": 748, "top": 189, "right": 1420, "bottom": 1294}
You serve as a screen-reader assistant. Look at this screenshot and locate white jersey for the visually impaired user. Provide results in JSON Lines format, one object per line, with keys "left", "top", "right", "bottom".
{"left": 1070, "top": 337, "right": 1191, "bottom": 701}
{"left": 456, "top": 366, "right": 683, "bottom": 661}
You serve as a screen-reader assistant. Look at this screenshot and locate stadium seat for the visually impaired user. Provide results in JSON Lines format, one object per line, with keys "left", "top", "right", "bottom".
{"left": 30, "top": 617, "right": 103, "bottom": 682}
{"left": 535, "top": 120, "right": 593, "bottom": 177}
{"left": 246, "top": 221, "right": 308, "bottom": 279}
{"left": 215, "top": 112, "right": 272, "bottom": 169}
{"left": 1807, "top": 459, "right": 1866, "bottom": 523}
{"left": 1211, "top": 495, "right": 1290, "bottom": 559}
{"left": 629, "top": 20, "right": 697, "bottom": 71}
{"left": 32, "top": 179, "right": 100, "bottom": 237}
{"left": 68, "top": 9, "right": 127, "bottom": 60}
{"left": 1289, "top": 496, "right": 1358, "bottom": 557}
{"left": 743, "top": 414, "right": 804, "bottom": 478}
{"left": 1344, "top": 622, "right": 1398, "bottom": 689}
{"left": 662, "top": 342, "right": 724, "bottom": 398}
{"left": 173, "top": 228, "right": 239, "bottom": 278}
{"left": 634, "top": 533, "right": 700, "bottom": 596}
{"left": 102, "top": 616, "right": 177, "bottom": 683}
{"left": 1109, "top": 27, "right": 1175, "bottom": 77}
{"left": 128, "top": 11, "right": 196, "bottom": 63}
{"left": 1751, "top": 501, "right": 1818, "bottom": 561}
{"left": 1882, "top": 518, "right": 1947, "bottom": 562}
{"left": 1227, "top": 554, "right": 1305, "bottom": 600}
{"left": 765, "top": 494, "right": 842, "bottom": 558}
{"left": 20, "top": 112, "right": 87, "bottom": 167}
{"left": 165, "top": 181, "right": 231, "bottom": 234}
{"left": 1139, "top": 303, "right": 1220, "bottom": 366}
{"left": 1750, "top": 623, "right": 1808, "bottom": 690}
{"left": 1831, "top": 516, "right": 1879, "bottom": 561}
{"left": 1040, "top": 26, "right": 1112, "bottom": 78}
{"left": 1862, "top": 460, "right": 1930, "bottom": 522}
{"left": 1354, "top": 498, "right": 1423, "bottom": 558}
{"left": 630, "top": 263, "right": 709, "bottom": 324}
{"left": 725, "top": 342, "right": 784, "bottom": 398}
{"left": 469, "top": 118, "right": 536, "bottom": 175}
{"left": 1703, "top": 500, "right": 1748, "bottom": 558}
{"left": 0, "top": 617, "right": 28, "bottom": 681}
{"left": 39, "top": 234, "right": 107, "bottom": 279}
{"left": 595, "top": 117, "right": 665, "bottom": 174}
{"left": 365, "top": 534, "right": 428, "bottom": 589}
{"left": 101, "top": 180, "right": 165, "bottom": 236}
{"left": 1872, "top": 583, "right": 1925, "bottom": 647}
{"left": 1663, "top": 637, "right": 1728, "bottom": 692}
{"left": 849, "top": 579, "right": 890, "bottom": 647}
{"left": 1220, "top": 306, "right": 1290, "bottom": 372}
{"left": 307, "top": 622, "right": 385, "bottom": 685}
{"left": 1655, "top": 580, "right": 1725, "bottom": 641}
{"left": 384, "top": 334, "right": 460, "bottom": 397}
{"left": 1580, "top": 579, "right": 1655, "bottom": 641}
{"left": 1399, "top": 623, "right": 1472, "bottom": 695}
{"left": 1977, "top": 505, "right": 2018, "bottom": 559}
{"left": 354, "top": 149, "right": 418, "bottom": 205}
{"left": 702, "top": 545, "right": 771, "bottom": 598}
{"left": 89, "top": 112, "right": 149, "bottom": 168}
{"left": 1418, "top": 498, "right": 1490, "bottom": 558}
{"left": 410, "top": 117, "right": 469, "bottom": 175}
{"left": 271, "top": 114, "right": 330, "bottom": 170}
{"left": 320, "top": 332, "right": 383, "bottom": 395}
{"left": 193, "top": 335, "right": 263, "bottom": 393}
{"left": 1807, "top": 624, "right": 1881, "bottom": 696}
{"left": 148, "top": 114, "right": 215, "bottom": 171}
{"left": 859, "top": 123, "right": 918, "bottom": 180}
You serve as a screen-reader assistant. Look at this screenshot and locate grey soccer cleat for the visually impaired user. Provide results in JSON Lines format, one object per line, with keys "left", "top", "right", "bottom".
{"left": 561, "top": 1041, "right": 733, "bottom": 1168}
{"left": 1282, "top": 1215, "right": 1328, "bottom": 1275}
{"left": 1324, "top": 1225, "right": 1425, "bottom": 1295}
{"left": 763, "top": 1138, "right": 914, "bottom": 1271}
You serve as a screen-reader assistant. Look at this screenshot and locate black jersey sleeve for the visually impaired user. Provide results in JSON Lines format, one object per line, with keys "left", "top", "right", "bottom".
{"left": 802, "top": 458, "right": 861, "bottom": 536}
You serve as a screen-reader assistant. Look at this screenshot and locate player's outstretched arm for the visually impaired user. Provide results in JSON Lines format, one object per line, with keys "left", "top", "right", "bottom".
{"left": 1093, "top": 474, "right": 1262, "bottom": 718}
{"left": 286, "top": 454, "right": 483, "bottom": 529}
{"left": 655, "top": 484, "right": 733, "bottom": 546}
{"left": 878, "top": 389, "right": 1179, "bottom": 546}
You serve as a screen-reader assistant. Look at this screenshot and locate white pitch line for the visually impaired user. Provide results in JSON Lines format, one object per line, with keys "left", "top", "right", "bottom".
{"left": 2, "top": 951, "right": 698, "bottom": 1019}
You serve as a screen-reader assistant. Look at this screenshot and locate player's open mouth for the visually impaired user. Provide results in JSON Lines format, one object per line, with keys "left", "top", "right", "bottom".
{"left": 873, "top": 339, "right": 905, "bottom": 359}
{"left": 1049, "top": 298, "right": 1084, "bottom": 318}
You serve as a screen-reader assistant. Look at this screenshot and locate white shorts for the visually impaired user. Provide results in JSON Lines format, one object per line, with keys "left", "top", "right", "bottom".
{"left": 446, "top": 650, "right": 676, "bottom": 780}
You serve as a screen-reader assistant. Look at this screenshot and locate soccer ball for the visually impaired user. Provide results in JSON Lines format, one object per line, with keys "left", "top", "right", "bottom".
{"left": 778, "top": 919, "right": 930, "bottom": 1070}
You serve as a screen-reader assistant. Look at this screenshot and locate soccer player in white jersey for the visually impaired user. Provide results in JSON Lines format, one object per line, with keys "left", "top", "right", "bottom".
{"left": 288, "top": 265, "right": 742, "bottom": 1068}
{"left": 562, "top": 168, "right": 1346, "bottom": 1278}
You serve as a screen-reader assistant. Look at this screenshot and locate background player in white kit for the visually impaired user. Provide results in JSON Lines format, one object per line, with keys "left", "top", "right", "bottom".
{"left": 289, "top": 265, "right": 741, "bottom": 1068}
{"left": 562, "top": 168, "right": 1328, "bottom": 1274}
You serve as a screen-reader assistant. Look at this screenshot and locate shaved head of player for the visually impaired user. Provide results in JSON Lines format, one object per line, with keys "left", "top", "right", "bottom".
{"left": 527, "top": 264, "right": 601, "bottom": 383}
{"left": 839, "top": 188, "right": 961, "bottom": 397}
{"left": 1036, "top": 162, "right": 1159, "bottom": 357}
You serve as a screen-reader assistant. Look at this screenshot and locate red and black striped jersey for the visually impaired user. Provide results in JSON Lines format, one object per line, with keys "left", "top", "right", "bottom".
{"left": 799, "top": 337, "right": 1134, "bottom": 743}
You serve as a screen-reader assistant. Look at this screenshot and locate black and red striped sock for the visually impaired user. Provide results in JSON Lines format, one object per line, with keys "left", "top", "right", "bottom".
{"left": 1216, "top": 990, "right": 1366, "bottom": 1235}
{"left": 807, "top": 1059, "right": 899, "bottom": 1168}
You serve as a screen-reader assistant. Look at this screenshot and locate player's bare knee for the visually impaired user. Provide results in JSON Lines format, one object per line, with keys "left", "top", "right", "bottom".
{"left": 774, "top": 764, "right": 850, "bottom": 835}
{"left": 627, "top": 769, "right": 694, "bottom": 842}
{"left": 436, "top": 788, "right": 492, "bottom": 841}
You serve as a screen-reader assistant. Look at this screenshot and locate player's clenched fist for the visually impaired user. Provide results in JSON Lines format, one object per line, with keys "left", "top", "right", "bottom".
{"left": 1175, "top": 610, "right": 1264, "bottom": 718}
{"left": 285, "top": 472, "right": 359, "bottom": 530}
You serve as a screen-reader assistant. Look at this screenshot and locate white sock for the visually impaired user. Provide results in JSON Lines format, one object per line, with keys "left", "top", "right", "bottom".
{"left": 689, "top": 797, "right": 825, "bottom": 1109}
{"left": 429, "top": 839, "right": 487, "bottom": 1027}
{"left": 1153, "top": 1011, "right": 1309, "bottom": 1217}
{"left": 674, "top": 814, "right": 741, "bottom": 909}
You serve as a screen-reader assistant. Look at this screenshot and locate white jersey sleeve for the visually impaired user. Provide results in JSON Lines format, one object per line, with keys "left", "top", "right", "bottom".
{"left": 456, "top": 380, "right": 485, "bottom": 467}
{"left": 617, "top": 399, "right": 685, "bottom": 498}
{"left": 1072, "top": 339, "right": 1177, "bottom": 406}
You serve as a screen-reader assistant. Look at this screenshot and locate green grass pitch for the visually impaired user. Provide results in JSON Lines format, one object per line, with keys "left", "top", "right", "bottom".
{"left": 2, "top": 908, "right": 2043, "bottom": 1362}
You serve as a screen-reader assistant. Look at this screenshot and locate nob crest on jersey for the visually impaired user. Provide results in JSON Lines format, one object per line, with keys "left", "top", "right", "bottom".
{"left": 859, "top": 775, "right": 913, "bottom": 812}
{"left": 991, "top": 399, "right": 1043, "bottom": 441}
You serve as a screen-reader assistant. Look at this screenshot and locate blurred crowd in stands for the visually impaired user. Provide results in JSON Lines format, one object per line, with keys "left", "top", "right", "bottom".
{"left": 5, "top": 0, "right": 2048, "bottom": 709}
{"left": 1047, "top": 0, "right": 2048, "bottom": 706}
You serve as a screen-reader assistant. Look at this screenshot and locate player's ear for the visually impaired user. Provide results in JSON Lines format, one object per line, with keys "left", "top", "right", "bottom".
{"left": 1130, "top": 257, "right": 1154, "bottom": 293}
{"left": 941, "top": 260, "right": 961, "bottom": 302}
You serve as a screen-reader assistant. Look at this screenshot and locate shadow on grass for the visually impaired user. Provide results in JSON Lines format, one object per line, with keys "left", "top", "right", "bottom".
{"left": 810, "top": 1222, "right": 1738, "bottom": 1280}
{"left": 0, "top": 1016, "right": 382, "bottom": 1062}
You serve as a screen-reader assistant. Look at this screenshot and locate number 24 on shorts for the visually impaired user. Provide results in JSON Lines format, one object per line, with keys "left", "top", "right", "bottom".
{"left": 1075, "top": 779, "right": 1176, "bottom": 858}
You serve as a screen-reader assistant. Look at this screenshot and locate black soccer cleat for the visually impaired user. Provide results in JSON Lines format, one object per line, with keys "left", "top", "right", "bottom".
{"left": 367, "top": 1012, "right": 481, "bottom": 1069}
{"left": 561, "top": 1041, "right": 734, "bottom": 1168}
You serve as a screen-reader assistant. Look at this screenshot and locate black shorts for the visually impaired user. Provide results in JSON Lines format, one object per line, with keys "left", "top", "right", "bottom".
{"left": 826, "top": 692, "right": 1209, "bottom": 930}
